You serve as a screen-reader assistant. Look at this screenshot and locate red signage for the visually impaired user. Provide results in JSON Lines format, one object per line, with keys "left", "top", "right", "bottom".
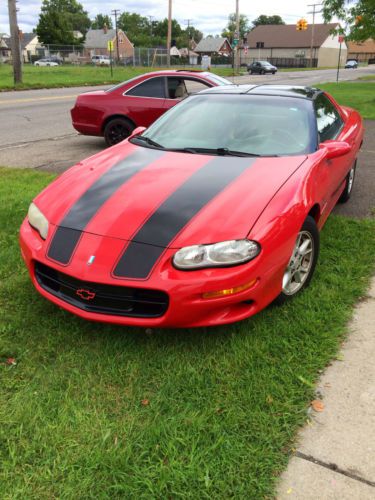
{"left": 338, "top": 35, "right": 345, "bottom": 44}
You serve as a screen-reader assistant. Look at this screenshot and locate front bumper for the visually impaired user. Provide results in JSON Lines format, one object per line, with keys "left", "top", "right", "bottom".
{"left": 20, "top": 219, "right": 285, "bottom": 328}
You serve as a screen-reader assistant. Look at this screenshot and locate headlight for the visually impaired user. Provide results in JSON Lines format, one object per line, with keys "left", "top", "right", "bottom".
{"left": 28, "top": 202, "right": 49, "bottom": 240}
{"left": 173, "top": 239, "right": 260, "bottom": 270}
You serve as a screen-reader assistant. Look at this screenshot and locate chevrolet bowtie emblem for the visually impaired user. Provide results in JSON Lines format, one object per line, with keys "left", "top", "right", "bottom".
{"left": 76, "top": 289, "right": 96, "bottom": 301}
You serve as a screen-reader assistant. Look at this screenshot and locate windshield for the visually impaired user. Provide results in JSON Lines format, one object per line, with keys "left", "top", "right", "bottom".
{"left": 140, "top": 94, "right": 315, "bottom": 156}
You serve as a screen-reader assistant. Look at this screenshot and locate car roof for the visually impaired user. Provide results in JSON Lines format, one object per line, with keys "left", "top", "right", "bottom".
{"left": 197, "top": 84, "right": 320, "bottom": 100}
{"left": 135, "top": 70, "right": 215, "bottom": 78}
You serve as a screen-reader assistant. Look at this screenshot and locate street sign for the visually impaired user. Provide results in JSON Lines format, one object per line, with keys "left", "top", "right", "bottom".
{"left": 233, "top": 39, "right": 239, "bottom": 47}
{"left": 107, "top": 40, "right": 114, "bottom": 51}
{"left": 338, "top": 35, "right": 345, "bottom": 44}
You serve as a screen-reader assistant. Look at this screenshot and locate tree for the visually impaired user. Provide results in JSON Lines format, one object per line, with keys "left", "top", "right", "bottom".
{"left": 91, "top": 14, "right": 113, "bottom": 30}
{"left": 322, "top": 0, "right": 375, "bottom": 41}
{"left": 252, "top": 15, "right": 285, "bottom": 27}
{"left": 36, "top": 0, "right": 90, "bottom": 45}
{"left": 221, "top": 14, "right": 250, "bottom": 42}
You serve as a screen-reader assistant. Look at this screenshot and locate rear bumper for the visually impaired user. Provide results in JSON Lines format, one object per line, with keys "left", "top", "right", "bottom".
{"left": 20, "top": 219, "right": 285, "bottom": 328}
{"left": 70, "top": 107, "right": 102, "bottom": 136}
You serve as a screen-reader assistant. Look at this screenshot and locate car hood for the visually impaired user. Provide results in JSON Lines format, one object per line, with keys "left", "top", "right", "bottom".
{"left": 36, "top": 142, "right": 306, "bottom": 248}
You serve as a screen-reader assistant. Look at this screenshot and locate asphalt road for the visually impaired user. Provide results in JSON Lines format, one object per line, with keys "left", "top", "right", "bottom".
{"left": 0, "top": 66, "right": 374, "bottom": 217}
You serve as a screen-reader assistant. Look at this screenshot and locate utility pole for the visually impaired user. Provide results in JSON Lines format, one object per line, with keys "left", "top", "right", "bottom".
{"left": 167, "top": 0, "right": 172, "bottom": 67}
{"left": 148, "top": 16, "right": 154, "bottom": 37}
{"left": 184, "top": 18, "right": 193, "bottom": 63}
{"left": 111, "top": 9, "right": 121, "bottom": 63}
{"left": 235, "top": 0, "right": 240, "bottom": 72}
{"left": 307, "top": 3, "right": 322, "bottom": 68}
{"left": 7, "top": 0, "right": 22, "bottom": 85}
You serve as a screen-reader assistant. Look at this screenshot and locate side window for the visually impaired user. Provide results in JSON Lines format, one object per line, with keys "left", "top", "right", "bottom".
{"left": 126, "top": 78, "right": 165, "bottom": 98}
{"left": 167, "top": 78, "right": 186, "bottom": 99}
{"left": 315, "top": 94, "right": 343, "bottom": 142}
{"left": 185, "top": 79, "right": 210, "bottom": 94}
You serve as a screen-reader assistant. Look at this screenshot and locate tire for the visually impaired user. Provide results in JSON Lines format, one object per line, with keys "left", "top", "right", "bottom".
{"left": 338, "top": 160, "right": 356, "bottom": 203}
{"left": 272, "top": 71, "right": 276, "bottom": 75}
{"left": 261, "top": 70, "right": 265, "bottom": 75}
{"left": 104, "top": 117, "right": 134, "bottom": 147}
{"left": 249, "top": 70, "right": 253, "bottom": 75}
{"left": 275, "top": 216, "right": 319, "bottom": 305}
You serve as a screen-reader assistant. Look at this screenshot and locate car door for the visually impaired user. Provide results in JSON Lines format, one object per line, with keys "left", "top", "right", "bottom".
{"left": 124, "top": 76, "right": 167, "bottom": 126}
{"left": 314, "top": 93, "right": 353, "bottom": 214}
{"left": 164, "top": 77, "right": 212, "bottom": 111}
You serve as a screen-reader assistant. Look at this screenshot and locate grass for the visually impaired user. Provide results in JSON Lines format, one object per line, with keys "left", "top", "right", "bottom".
{"left": 0, "top": 64, "right": 241, "bottom": 91}
{"left": 0, "top": 167, "right": 374, "bottom": 498}
{"left": 316, "top": 81, "right": 375, "bottom": 120}
{"left": 359, "top": 74, "right": 375, "bottom": 81}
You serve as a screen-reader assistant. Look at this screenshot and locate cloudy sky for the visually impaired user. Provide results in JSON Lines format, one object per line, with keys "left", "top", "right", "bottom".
{"left": 1, "top": 0, "right": 327, "bottom": 37}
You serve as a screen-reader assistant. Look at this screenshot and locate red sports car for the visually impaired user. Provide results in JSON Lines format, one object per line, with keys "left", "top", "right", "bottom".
{"left": 21, "top": 85, "right": 363, "bottom": 328}
{"left": 71, "top": 70, "right": 233, "bottom": 146}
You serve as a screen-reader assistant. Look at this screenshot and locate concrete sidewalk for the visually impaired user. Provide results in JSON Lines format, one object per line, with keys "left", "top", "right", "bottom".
{"left": 278, "top": 277, "right": 375, "bottom": 499}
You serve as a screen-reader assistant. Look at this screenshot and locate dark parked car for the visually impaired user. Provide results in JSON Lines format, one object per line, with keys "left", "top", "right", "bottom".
{"left": 247, "top": 61, "right": 277, "bottom": 75}
{"left": 345, "top": 60, "right": 358, "bottom": 69}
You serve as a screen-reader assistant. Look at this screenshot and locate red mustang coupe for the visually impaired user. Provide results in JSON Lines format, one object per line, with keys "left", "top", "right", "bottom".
{"left": 71, "top": 70, "right": 233, "bottom": 146}
{"left": 21, "top": 85, "right": 363, "bottom": 328}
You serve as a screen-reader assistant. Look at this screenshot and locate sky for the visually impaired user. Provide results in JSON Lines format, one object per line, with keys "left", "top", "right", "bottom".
{"left": 0, "top": 0, "right": 328, "bottom": 37}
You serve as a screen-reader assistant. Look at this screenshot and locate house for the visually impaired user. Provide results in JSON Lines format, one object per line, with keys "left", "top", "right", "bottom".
{"left": 243, "top": 23, "right": 347, "bottom": 68}
{"left": 179, "top": 47, "right": 199, "bottom": 65}
{"left": 0, "top": 33, "right": 11, "bottom": 62}
{"left": 195, "top": 37, "right": 232, "bottom": 57}
{"left": 84, "top": 28, "right": 134, "bottom": 60}
{"left": 21, "top": 33, "right": 42, "bottom": 62}
{"left": 347, "top": 39, "right": 375, "bottom": 63}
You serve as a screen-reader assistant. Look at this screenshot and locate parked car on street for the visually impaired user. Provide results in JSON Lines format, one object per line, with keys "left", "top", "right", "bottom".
{"left": 34, "top": 58, "right": 59, "bottom": 67}
{"left": 91, "top": 55, "right": 111, "bottom": 66}
{"left": 71, "top": 70, "right": 233, "bottom": 146}
{"left": 22, "top": 84, "right": 363, "bottom": 328}
{"left": 345, "top": 60, "right": 358, "bottom": 69}
{"left": 247, "top": 61, "right": 278, "bottom": 75}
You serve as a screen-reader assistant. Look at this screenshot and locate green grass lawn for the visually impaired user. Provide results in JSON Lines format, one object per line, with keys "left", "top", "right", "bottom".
{"left": 0, "top": 167, "right": 374, "bottom": 498}
{"left": 0, "top": 64, "right": 242, "bottom": 90}
{"left": 317, "top": 82, "right": 375, "bottom": 120}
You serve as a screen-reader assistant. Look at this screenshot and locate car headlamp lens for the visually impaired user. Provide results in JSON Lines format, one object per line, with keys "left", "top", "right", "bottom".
{"left": 173, "top": 239, "right": 260, "bottom": 270}
{"left": 28, "top": 202, "right": 49, "bottom": 240}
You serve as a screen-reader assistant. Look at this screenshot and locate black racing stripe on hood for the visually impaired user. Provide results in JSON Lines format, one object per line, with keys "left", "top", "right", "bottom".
{"left": 47, "top": 147, "right": 164, "bottom": 265}
{"left": 113, "top": 156, "right": 256, "bottom": 279}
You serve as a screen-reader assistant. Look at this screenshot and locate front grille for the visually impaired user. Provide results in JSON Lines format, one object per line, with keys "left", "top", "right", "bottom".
{"left": 34, "top": 262, "right": 169, "bottom": 318}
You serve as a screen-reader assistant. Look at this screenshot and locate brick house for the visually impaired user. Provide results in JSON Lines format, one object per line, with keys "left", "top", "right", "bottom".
{"left": 84, "top": 28, "right": 134, "bottom": 60}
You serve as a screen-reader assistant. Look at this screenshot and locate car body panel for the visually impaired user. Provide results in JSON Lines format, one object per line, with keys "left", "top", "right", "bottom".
{"left": 70, "top": 70, "right": 229, "bottom": 138}
{"left": 21, "top": 87, "right": 364, "bottom": 327}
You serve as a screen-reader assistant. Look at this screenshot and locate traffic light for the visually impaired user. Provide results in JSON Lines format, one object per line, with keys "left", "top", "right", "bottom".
{"left": 296, "top": 19, "right": 308, "bottom": 31}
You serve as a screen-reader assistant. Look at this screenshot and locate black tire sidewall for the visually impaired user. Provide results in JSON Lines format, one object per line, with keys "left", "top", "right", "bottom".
{"left": 338, "top": 160, "right": 357, "bottom": 203}
{"left": 104, "top": 118, "right": 134, "bottom": 146}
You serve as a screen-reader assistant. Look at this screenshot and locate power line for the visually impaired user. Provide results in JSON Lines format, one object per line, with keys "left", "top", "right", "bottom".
{"left": 307, "top": 3, "right": 322, "bottom": 68}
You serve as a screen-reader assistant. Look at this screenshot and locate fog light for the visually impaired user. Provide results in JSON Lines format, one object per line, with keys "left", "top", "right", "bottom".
{"left": 202, "top": 279, "right": 258, "bottom": 299}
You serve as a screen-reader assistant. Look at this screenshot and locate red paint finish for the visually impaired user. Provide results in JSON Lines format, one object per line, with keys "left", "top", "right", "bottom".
{"left": 70, "top": 70, "right": 226, "bottom": 139}
{"left": 21, "top": 92, "right": 364, "bottom": 328}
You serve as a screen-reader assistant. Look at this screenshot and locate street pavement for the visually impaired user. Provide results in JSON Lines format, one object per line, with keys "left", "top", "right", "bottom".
{"left": 278, "top": 277, "right": 375, "bottom": 499}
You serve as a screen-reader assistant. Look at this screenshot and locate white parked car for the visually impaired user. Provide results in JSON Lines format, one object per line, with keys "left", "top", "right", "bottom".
{"left": 34, "top": 59, "right": 59, "bottom": 67}
{"left": 91, "top": 55, "right": 111, "bottom": 66}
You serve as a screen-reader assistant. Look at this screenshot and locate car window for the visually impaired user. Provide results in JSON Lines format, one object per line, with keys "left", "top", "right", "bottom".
{"left": 167, "top": 78, "right": 211, "bottom": 99}
{"left": 315, "top": 94, "right": 343, "bottom": 142}
{"left": 141, "top": 94, "right": 315, "bottom": 156}
{"left": 126, "top": 77, "right": 165, "bottom": 98}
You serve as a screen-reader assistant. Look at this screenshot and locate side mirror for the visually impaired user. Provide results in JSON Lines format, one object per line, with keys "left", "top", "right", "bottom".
{"left": 319, "top": 140, "right": 351, "bottom": 159}
{"left": 129, "top": 126, "right": 146, "bottom": 139}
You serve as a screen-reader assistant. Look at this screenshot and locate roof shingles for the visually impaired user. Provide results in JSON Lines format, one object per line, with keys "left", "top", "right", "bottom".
{"left": 247, "top": 23, "right": 339, "bottom": 48}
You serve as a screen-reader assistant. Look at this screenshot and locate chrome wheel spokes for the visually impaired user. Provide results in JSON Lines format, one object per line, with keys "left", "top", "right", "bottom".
{"left": 282, "top": 230, "right": 314, "bottom": 296}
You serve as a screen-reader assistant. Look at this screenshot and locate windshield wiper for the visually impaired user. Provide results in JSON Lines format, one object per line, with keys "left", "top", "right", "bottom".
{"left": 169, "top": 147, "right": 261, "bottom": 157}
{"left": 131, "top": 135, "right": 164, "bottom": 149}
